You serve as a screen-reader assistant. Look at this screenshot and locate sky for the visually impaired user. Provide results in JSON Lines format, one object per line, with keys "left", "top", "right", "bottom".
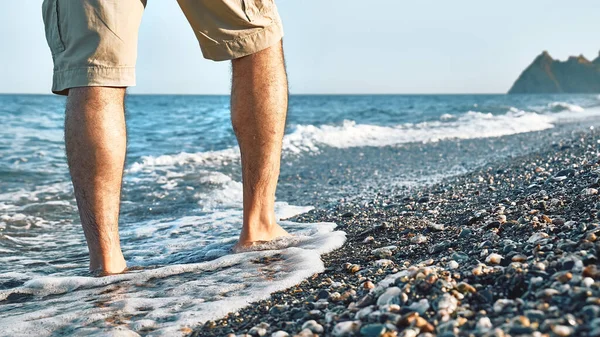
{"left": 1, "top": 1, "right": 599, "bottom": 95}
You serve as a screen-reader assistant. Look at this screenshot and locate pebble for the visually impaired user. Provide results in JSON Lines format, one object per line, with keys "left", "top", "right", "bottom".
{"left": 332, "top": 321, "right": 361, "bottom": 337}
{"left": 296, "top": 329, "right": 314, "bottom": 337}
{"left": 459, "top": 227, "right": 473, "bottom": 238}
{"left": 399, "top": 328, "right": 419, "bottom": 337}
{"left": 372, "top": 246, "right": 397, "bottom": 258}
{"left": 476, "top": 317, "right": 493, "bottom": 331}
{"left": 582, "top": 188, "right": 599, "bottom": 195}
{"left": 524, "top": 310, "right": 545, "bottom": 322}
{"left": 552, "top": 325, "right": 574, "bottom": 336}
{"left": 317, "top": 289, "right": 329, "bottom": 299}
{"left": 374, "top": 259, "right": 394, "bottom": 267}
{"left": 555, "top": 271, "right": 573, "bottom": 283}
{"left": 408, "top": 299, "right": 430, "bottom": 315}
{"left": 269, "top": 305, "right": 289, "bottom": 316}
{"left": 436, "top": 293, "right": 458, "bottom": 315}
{"left": 493, "top": 299, "right": 514, "bottom": 313}
{"left": 583, "top": 277, "right": 595, "bottom": 288}
{"left": 301, "top": 320, "right": 323, "bottom": 334}
{"left": 248, "top": 324, "right": 268, "bottom": 336}
{"left": 428, "top": 222, "right": 445, "bottom": 231}
{"left": 485, "top": 253, "right": 503, "bottom": 265}
{"left": 271, "top": 332, "right": 289, "bottom": 337}
{"left": 377, "top": 287, "right": 403, "bottom": 306}
{"left": 451, "top": 251, "right": 469, "bottom": 261}
{"left": 456, "top": 282, "right": 476, "bottom": 294}
{"left": 411, "top": 234, "right": 427, "bottom": 244}
{"left": 528, "top": 232, "right": 549, "bottom": 243}
{"left": 512, "top": 254, "right": 528, "bottom": 262}
{"left": 582, "top": 305, "right": 600, "bottom": 320}
{"left": 447, "top": 260, "right": 459, "bottom": 269}
{"left": 355, "top": 306, "right": 374, "bottom": 320}
{"left": 359, "top": 324, "right": 387, "bottom": 337}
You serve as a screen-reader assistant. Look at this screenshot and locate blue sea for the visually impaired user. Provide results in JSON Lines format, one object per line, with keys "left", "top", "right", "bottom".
{"left": 1, "top": 94, "right": 600, "bottom": 335}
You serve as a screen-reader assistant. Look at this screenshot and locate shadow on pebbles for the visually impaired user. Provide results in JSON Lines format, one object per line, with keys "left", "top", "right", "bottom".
{"left": 194, "top": 130, "right": 600, "bottom": 337}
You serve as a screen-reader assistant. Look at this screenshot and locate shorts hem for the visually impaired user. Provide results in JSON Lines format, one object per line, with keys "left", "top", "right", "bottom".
{"left": 52, "top": 66, "right": 136, "bottom": 96}
{"left": 201, "top": 19, "right": 284, "bottom": 61}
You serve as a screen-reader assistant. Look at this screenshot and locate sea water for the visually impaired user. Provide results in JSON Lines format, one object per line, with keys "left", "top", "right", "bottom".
{"left": 1, "top": 94, "right": 600, "bottom": 336}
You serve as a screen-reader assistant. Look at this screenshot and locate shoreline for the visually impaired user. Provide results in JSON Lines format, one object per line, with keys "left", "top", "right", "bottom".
{"left": 193, "top": 128, "right": 600, "bottom": 337}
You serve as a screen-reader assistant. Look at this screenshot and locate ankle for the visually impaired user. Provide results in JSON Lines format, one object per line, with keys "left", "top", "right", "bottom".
{"left": 89, "top": 245, "right": 126, "bottom": 275}
{"left": 245, "top": 213, "right": 278, "bottom": 232}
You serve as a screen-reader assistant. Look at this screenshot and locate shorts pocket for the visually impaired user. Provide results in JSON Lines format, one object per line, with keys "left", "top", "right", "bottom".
{"left": 42, "top": 0, "right": 65, "bottom": 55}
{"left": 242, "top": 0, "right": 274, "bottom": 22}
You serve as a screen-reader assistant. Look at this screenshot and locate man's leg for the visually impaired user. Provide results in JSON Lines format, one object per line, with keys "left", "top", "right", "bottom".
{"left": 231, "top": 41, "right": 290, "bottom": 246}
{"left": 65, "top": 87, "right": 127, "bottom": 274}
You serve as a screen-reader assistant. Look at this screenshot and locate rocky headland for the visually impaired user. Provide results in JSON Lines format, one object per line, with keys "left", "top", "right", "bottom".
{"left": 509, "top": 51, "right": 600, "bottom": 94}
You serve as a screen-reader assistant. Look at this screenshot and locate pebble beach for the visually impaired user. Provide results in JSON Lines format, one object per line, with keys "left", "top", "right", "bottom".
{"left": 195, "top": 129, "right": 600, "bottom": 337}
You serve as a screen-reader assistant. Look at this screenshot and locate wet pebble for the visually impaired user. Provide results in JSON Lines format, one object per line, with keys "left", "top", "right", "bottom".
{"left": 359, "top": 324, "right": 387, "bottom": 337}
{"left": 372, "top": 246, "right": 397, "bottom": 258}
{"left": 447, "top": 260, "right": 459, "bottom": 269}
{"left": 493, "top": 299, "right": 514, "bottom": 313}
{"left": 451, "top": 252, "right": 469, "bottom": 262}
{"left": 476, "top": 317, "right": 493, "bottom": 331}
{"left": 411, "top": 234, "right": 427, "bottom": 244}
{"left": 485, "top": 253, "right": 503, "bottom": 265}
{"left": 271, "top": 331, "right": 289, "bottom": 337}
{"left": 301, "top": 320, "right": 323, "bottom": 334}
{"left": 248, "top": 322, "right": 269, "bottom": 336}
{"left": 528, "top": 232, "right": 549, "bottom": 243}
{"left": 377, "top": 287, "right": 404, "bottom": 306}
{"left": 408, "top": 299, "right": 430, "bottom": 315}
{"left": 436, "top": 293, "right": 458, "bottom": 316}
{"left": 332, "top": 321, "right": 361, "bottom": 336}
{"left": 552, "top": 325, "right": 574, "bottom": 336}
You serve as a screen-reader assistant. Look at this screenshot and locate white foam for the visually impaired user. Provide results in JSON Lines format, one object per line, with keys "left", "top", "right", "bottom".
{"left": 194, "top": 172, "right": 243, "bottom": 209}
{"left": 127, "top": 108, "right": 580, "bottom": 173}
{"left": 548, "top": 101, "right": 585, "bottom": 112}
{"left": 0, "top": 222, "right": 345, "bottom": 337}
{"left": 282, "top": 110, "right": 555, "bottom": 150}
{"left": 0, "top": 213, "right": 48, "bottom": 229}
{"left": 128, "top": 148, "right": 239, "bottom": 173}
{"left": 440, "top": 113, "right": 455, "bottom": 121}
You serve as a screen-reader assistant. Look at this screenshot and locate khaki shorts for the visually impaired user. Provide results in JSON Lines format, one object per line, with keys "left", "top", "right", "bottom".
{"left": 42, "top": 0, "right": 284, "bottom": 95}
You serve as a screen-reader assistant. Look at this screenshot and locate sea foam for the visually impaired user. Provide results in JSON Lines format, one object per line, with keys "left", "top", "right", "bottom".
{"left": 129, "top": 108, "right": 562, "bottom": 173}
{"left": 0, "top": 221, "right": 345, "bottom": 336}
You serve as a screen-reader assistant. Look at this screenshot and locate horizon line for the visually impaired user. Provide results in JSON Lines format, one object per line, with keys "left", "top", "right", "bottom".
{"left": 1, "top": 92, "right": 526, "bottom": 96}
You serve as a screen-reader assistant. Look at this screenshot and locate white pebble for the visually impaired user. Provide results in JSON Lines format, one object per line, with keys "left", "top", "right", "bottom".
{"left": 301, "top": 320, "right": 324, "bottom": 334}
{"left": 583, "top": 277, "right": 595, "bottom": 288}
{"left": 485, "top": 253, "right": 503, "bottom": 265}
{"left": 476, "top": 317, "right": 493, "bottom": 331}
{"left": 552, "top": 325, "right": 573, "bottom": 336}
{"left": 332, "top": 321, "right": 361, "bottom": 336}
{"left": 527, "top": 232, "right": 549, "bottom": 243}
{"left": 373, "top": 259, "right": 394, "bottom": 267}
{"left": 493, "top": 299, "right": 514, "bottom": 313}
{"left": 411, "top": 234, "right": 427, "bottom": 244}
{"left": 271, "top": 331, "right": 289, "bottom": 337}
{"left": 447, "top": 260, "right": 459, "bottom": 269}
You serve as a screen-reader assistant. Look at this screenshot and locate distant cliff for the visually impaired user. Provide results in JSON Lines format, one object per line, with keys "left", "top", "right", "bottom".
{"left": 508, "top": 51, "right": 600, "bottom": 94}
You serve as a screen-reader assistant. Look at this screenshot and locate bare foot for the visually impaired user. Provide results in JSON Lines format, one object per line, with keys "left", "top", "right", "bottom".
{"left": 233, "top": 222, "right": 291, "bottom": 252}
{"left": 89, "top": 251, "right": 127, "bottom": 276}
